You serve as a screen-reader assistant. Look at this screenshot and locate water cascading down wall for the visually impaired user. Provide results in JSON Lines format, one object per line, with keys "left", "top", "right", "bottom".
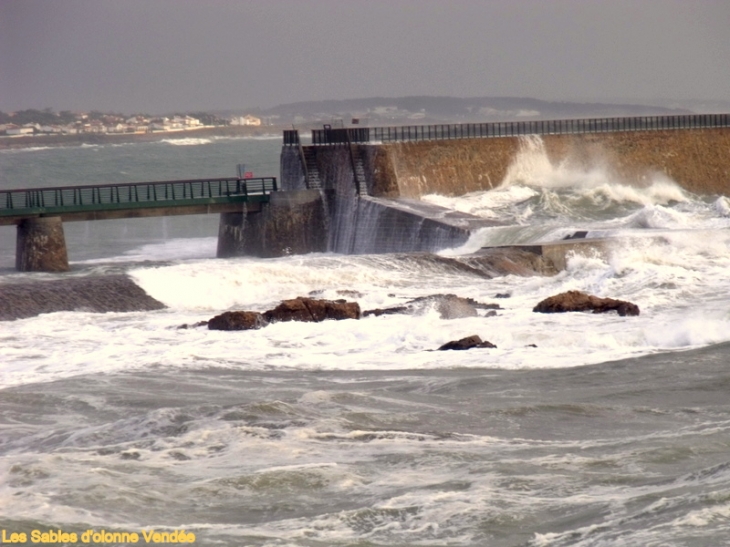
{"left": 279, "top": 124, "right": 730, "bottom": 255}
{"left": 280, "top": 142, "right": 501, "bottom": 254}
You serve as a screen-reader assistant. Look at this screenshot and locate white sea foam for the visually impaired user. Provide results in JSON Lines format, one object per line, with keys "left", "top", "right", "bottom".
{"left": 161, "top": 138, "right": 212, "bottom": 146}
{"left": 5, "top": 132, "right": 730, "bottom": 547}
{"left": 210, "top": 134, "right": 281, "bottom": 141}
{"left": 76, "top": 237, "right": 218, "bottom": 264}
{"left": 3, "top": 226, "right": 730, "bottom": 388}
{"left": 0, "top": 146, "right": 53, "bottom": 154}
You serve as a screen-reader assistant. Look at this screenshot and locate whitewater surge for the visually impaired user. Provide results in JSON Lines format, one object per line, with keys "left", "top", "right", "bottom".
{"left": 4, "top": 134, "right": 730, "bottom": 546}
{"left": 2, "top": 221, "right": 730, "bottom": 389}
{"left": 160, "top": 137, "right": 213, "bottom": 146}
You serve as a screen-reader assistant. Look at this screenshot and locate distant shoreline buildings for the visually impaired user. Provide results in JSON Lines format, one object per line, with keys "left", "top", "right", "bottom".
{"left": 0, "top": 111, "right": 263, "bottom": 138}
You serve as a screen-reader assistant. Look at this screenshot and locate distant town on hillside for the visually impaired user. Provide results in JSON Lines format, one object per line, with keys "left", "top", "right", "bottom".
{"left": 3, "top": 95, "right": 728, "bottom": 138}
{"left": 0, "top": 109, "right": 260, "bottom": 137}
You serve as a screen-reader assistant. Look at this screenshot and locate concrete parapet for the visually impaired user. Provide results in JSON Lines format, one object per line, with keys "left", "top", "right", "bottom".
{"left": 217, "top": 190, "right": 327, "bottom": 258}
{"left": 16, "top": 216, "right": 70, "bottom": 272}
{"left": 280, "top": 146, "right": 307, "bottom": 191}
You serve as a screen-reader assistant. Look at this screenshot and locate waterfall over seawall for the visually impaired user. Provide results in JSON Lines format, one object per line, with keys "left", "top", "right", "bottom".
{"left": 344, "top": 197, "right": 495, "bottom": 254}
{"left": 283, "top": 144, "right": 501, "bottom": 255}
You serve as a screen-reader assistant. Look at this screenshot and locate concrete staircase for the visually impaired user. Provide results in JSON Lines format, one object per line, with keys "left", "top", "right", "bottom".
{"left": 351, "top": 147, "right": 369, "bottom": 196}
{"left": 303, "top": 148, "right": 322, "bottom": 189}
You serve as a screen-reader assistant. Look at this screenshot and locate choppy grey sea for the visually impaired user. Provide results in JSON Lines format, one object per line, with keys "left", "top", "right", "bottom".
{"left": 1, "top": 134, "right": 730, "bottom": 546}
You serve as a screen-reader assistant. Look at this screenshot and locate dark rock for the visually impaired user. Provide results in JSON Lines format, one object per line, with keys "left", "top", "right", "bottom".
{"left": 208, "top": 311, "right": 268, "bottom": 331}
{"left": 264, "top": 297, "right": 360, "bottom": 323}
{"left": 533, "top": 290, "right": 640, "bottom": 316}
{"left": 363, "top": 294, "right": 500, "bottom": 319}
{"left": 204, "top": 298, "right": 360, "bottom": 332}
{"left": 438, "top": 335, "right": 497, "bottom": 351}
{"left": 177, "top": 320, "right": 208, "bottom": 329}
{"left": 362, "top": 306, "right": 410, "bottom": 318}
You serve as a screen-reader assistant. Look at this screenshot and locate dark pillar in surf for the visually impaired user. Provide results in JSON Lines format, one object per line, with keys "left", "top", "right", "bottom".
{"left": 217, "top": 190, "right": 328, "bottom": 258}
{"left": 16, "top": 216, "right": 70, "bottom": 272}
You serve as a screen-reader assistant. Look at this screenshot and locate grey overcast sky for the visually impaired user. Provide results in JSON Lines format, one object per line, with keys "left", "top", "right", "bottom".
{"left": 1, "top": 0, "right": 729, "bottom": 113}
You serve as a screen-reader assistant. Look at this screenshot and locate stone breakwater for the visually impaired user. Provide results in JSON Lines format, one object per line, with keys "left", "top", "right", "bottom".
{"left": 0, "top": 275, "right": 165, "bottom": 321}
{"left": 369, "top": 128, "right": 730, "bottom": 197}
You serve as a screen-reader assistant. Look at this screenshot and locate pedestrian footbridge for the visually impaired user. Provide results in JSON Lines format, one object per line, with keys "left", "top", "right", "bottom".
{"left": 1, "top": 177, "right": 277, "bottom": 271}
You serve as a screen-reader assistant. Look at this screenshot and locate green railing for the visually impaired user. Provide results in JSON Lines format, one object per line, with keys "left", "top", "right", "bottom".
{"left": 0, "top": 177, "right": 277, "bottom": 218}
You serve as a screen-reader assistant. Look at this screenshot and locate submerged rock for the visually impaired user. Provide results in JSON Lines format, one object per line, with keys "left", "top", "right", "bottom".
{"left": 438, "top": 335, "right": 497, "bottom": 351}
{"left": 177, "top": 320, "right": 209, "bottom": 329}
{"left": 533, "top": 290, "right": 640, "bottom": 316}
{"left": 308, "top": 289, "right": 364, "bottom": 299}
{"left": 0, "top": 275, "right": 165, "bottom": 321}
{"left": 364, "top": 294, "right": 500, "bottom": 319}
{"left": 208, "top": 311, "right": 268, "bottom": 331}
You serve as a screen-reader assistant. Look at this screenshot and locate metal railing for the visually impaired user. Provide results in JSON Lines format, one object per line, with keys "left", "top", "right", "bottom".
{"left": 283, "top": 129, "right": 300, "bottom": 146}
{"left": 283, "top": 113, "right": 730, "bottom": 146}
{"left": 0, "top": 177, "right": 278, "bottom": 217}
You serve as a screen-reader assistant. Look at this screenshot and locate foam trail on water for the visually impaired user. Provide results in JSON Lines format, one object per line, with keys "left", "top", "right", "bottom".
{"left": 161, "top": 138, "right": 213, "bottom": 146}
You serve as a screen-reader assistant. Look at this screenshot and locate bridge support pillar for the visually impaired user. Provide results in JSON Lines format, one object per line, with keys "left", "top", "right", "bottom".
{"left": 217, "top": 190, "right": 327, "bottom": 258}
{"left": 16, "top": 216, "right": 70, "bottom": 272}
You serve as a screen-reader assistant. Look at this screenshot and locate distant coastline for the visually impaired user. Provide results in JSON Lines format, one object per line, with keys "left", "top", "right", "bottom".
{"left": 0, "top": 125, "right": 286, "bottom": 150}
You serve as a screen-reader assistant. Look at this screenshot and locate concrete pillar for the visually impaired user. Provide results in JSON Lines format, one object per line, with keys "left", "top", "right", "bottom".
{"left": 217, "top": 211, "right": 248, "bottom": 258}
{"left": 16, "top": 216, "right": 70, "bottom": 272}
{"left": 280, "top": 146, "right": 307, "bottom": 191}
{"left": 217, "top": 190, "right": 328, "bottom": 258}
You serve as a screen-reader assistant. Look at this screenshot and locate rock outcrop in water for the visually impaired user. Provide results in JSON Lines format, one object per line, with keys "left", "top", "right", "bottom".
{"left": 0, "top": 275, "right": 165, "bottom": 321}
{"left": 533, "top": 290, "right": 640, "bottom": 316}
{"left": 264, "top": 297, "right": 361, "bottom": 323}
{"left": 437, "top": 335, "right": 497, "bottom": 351}
{"left": 364, "top": 294, "right": 501, "bottom": 319}
{"left": 207, "top": 311, "right": 268, "bottom": 331}
{"left": 207, "top": 297, "right": 361, "bottom": 331}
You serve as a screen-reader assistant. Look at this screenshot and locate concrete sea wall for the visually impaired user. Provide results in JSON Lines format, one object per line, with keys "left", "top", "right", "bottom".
{"left": 217, "top": 190, "right": 327, "bottom": 258}
{"left": 280, "top": 145, "right": 500, "bottom": 254}
{"left": 272, "top": 125, "right": 730, "bottom": 261}
{"left": 373, "top": 128, "right": 730, "bottom": 197}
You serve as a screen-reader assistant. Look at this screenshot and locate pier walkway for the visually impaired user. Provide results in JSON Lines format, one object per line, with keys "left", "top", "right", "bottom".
{"left": 2, "top": 176, "right": 278, "bottom": 272}
{"left": 0, "top": 176, "right": 277, "bottom": 225}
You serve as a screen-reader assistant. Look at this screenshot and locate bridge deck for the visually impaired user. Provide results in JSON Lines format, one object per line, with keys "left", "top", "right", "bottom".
{"left": 0, "top": 177, "right": 277, "bottom": 225}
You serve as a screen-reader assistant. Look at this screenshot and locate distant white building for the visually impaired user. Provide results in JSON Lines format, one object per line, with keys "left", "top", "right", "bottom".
{"left": 230, "top": 115, "right": 262, "bottom": 126}
{"left": 39, "top": 125, "right": 63, "bottom": 133}
{"left": 183, "top": 115, "right": 202, "bottom": 127}
{"left": 6, "top": 126, "right": 34, "bottom": 135}
{"left": 371, "top": 106, "right": 398, "bottom": 115}
{"left": 105, "top": 123, "right": 127, "bottom": 133}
